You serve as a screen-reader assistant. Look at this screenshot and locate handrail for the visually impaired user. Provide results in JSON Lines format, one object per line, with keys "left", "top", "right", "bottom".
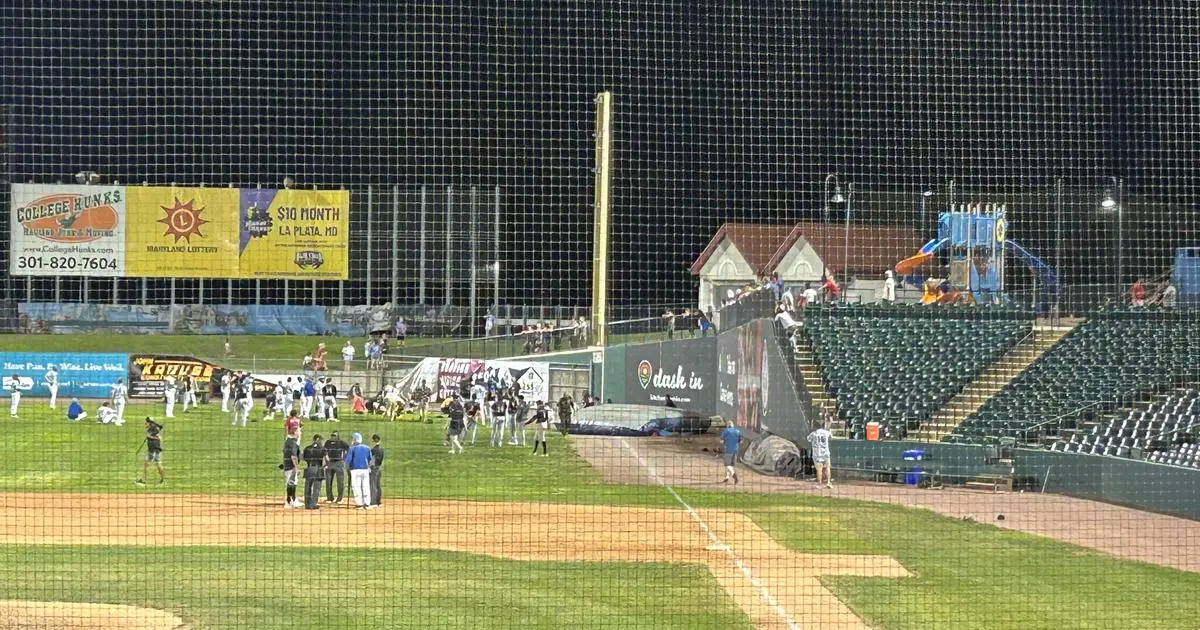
{"left": 1021, "top": 399, "right": 1111, "bottom": 438}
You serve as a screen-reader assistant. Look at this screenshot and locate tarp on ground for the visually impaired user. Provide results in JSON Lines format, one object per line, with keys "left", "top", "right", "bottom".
{"left": 568, "top": 404, "right": 712, "bottom": 437}
{"left": 740, "top": 435, "right": 805, "bottom": 478}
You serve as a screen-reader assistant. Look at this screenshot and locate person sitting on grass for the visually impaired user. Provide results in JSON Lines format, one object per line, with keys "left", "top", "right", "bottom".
{"left": 66, "top": 398, "right": 87, "bottom": 422}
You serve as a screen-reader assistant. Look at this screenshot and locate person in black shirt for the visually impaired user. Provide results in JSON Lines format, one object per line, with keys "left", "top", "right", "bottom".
{"left": 489, "top": 395, "right": 509, "bottom": 447}
{"left": 322, "top": 431, "right": 349, "bottom": 504}
{"left": 321, "top": 378, "right": 339, "bottom": 422}
{"left": 664, "top": 396, "right": 677, "bottom": 409}
{"left": 556, "top": 394, "right": 574, "bottom": 436}
{"left": 464, "top": 399, "right": 480, "bottom": 446}
{"left": 136, "top": 418, "right": 165, "bottom": 485}
{"left": 444, "top": 395, "right": 465, "bottom": 454}
{"left": 369, "top": 434, "right": 385, "bottom": 506}
{"left": 282, "top": 429, "right": 300, "bottom": 508}
{"left": 526, "top": 401, "right": 550, "bottom": 456}
{"left": 301, "top": 434, "right": 327, "bottom": 510}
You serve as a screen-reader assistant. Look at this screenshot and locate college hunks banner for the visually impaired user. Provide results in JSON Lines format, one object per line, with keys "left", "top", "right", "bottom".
{"left": 8, "top": 184, "right": 126, "bottom": 276}
{"left": 8, "top": 183, "right": 349, "bottom": 280}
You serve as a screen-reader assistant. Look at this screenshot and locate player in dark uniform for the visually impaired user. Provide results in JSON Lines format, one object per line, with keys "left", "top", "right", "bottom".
{"left": 322, "top": 431, "right": 349, "bottom": 504}
{"left": 136, "top": 418, "right": 165, "bottom": 485}
{"left": 463, "top": 398, "right": 480, "bottom": 446}
{"left": 444, "top": 395, "right": 465, "bottom": 454}
{"left": 557, "top": 394, "right": 575, "bottom": 435}
{"left": 282, "top": 428, "right": 301, "bottom": 508}
{"left": 369, "top": 434, "right": 385, "bottom": 506}
{"left": 302, "top": 434, "right": 327, "bottom": 510}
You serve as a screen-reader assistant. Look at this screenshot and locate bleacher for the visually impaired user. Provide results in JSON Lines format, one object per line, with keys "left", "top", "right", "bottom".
{"left": 950, "top": 309, "right": 1200, "bottom": 445}
{"left": 1053, "top": 388, "right": 1200, "bottom": 468}
{"left": 803, "top": 303, "right": 1031, "bottom": 440}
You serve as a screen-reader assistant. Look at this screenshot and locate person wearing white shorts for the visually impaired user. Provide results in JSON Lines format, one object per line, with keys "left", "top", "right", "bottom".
{"left": 808, "top": 423, "right": 834, "bottom": 488}
{"left": 44, "top": 366, "right": 59, "bottom": 410}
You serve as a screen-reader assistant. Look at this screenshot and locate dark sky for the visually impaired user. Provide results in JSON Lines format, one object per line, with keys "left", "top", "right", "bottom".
{"left": 3, "top": 1, "right": 1198, "bottom": 308}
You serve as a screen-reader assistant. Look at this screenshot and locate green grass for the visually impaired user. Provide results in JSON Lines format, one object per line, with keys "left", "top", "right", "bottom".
{"left": 0, "top": 546, "right": 749, "bottom": 629}
{"left": 7, "top": 403, "right": 1200, "bottom": 628}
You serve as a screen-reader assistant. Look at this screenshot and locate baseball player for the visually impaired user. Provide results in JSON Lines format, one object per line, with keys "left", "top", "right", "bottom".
{"left": 301, "top": 376, "right": 316, "bottom": 419}
{"left": 463, "top": 398, "right": 480, "bottom": 446}
{"left": 526, "top": 401, "right": 550, "bottom": 456}
{"left": 97, "top": 401, "right": 119, "bottom": 425}
{"left": 44, "top": 365, "right": 59, "bottom": 409}
{"left": 282, "top": 427, "right": 301, "bottom": 508}
{"left": 163, "top": 374, "right": 178, "bottom": 418}
{"left": 181, "top": 374, "right": 198, "bottom": 412}
{"left": 7, "top": 374, "right": 21, "bottom": 418}
{"left": 220, "top": 371, "right": 233, "bottom": 412}
{"left": 443, "top": 395, "right": 465, "bottom": 454}
{"left": 289, "top": 376, "right": 302, "bottom": 415}
{"left": 510, "top": 395, "right": 529, "bottom": 446}
{"left": 471, "top": 379, "right": 488, "bottom": 426}
{"left": 232, "top": 375, "right": 253, "bottom": 427}
{"left": 489, "top": 394, "right": 508, "bottom": 447}
{"left": 320, "top": 377, "right": 339, "bottom": 422}
{"left": 111, "top": 378, "right": 128, "bottom": 424}
{"left": 136, "top": 418, "right": 166, "bottom": 486}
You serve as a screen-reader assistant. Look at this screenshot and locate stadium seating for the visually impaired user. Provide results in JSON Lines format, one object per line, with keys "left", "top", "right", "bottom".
{"left": 951, "top": 309, "right": 1200, "bottom": 445}
{"left": 802, "top": 303, "right": 1031, "bottom": 440}
{"left": 1054, "top": 388, "right": 1200, "bottom": 468}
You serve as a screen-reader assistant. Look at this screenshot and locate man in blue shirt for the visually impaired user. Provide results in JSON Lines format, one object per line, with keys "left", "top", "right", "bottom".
{"left": 344, "top": 432, "right": 375, "bottom": 510}
{"left": 720, "top": 423, "right": 742, "bottom": 485}
{"left": 66, "top": 398, "right": 86, "bottom": 422}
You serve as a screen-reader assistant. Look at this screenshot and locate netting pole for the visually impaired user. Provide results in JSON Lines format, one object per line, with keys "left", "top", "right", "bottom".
{"left": 445, "top": 185, "right": 453, "bottom": 307}
{"left": 843, "top": 182, "right": 854, "bottom": 287}
{"left": 390, "top": 184, "right": 400, "bottom": 305}
{"left": 591, "top": 91, "right": 613, "bottom": 347}
{"left": 469, "top": 185, "right": 479, "bottom": 338}
{"left": 1054, "top": 177, "right": 1064, "bottom": 323}
{"left": 493, "top": 184, "right": 500, "bottom": 315}
{"left": 418, "top": 185, "right": 427, "bottom": 304}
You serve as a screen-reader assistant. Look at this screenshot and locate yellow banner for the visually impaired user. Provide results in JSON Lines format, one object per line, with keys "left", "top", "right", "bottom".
{"left": 124, "top": 187, "right": 240, "bottom": 278}
{"left": 237, "top": 188, "right": 349, "bottom": 279}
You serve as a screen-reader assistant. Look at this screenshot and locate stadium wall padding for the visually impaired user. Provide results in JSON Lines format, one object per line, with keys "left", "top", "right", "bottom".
{"left": 833, "top": 440, "right": 1200, "bottom": 521}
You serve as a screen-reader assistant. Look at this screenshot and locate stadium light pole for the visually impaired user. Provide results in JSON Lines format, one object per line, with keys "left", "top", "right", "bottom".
{"left": 842, "top": 182, "right": 853, "bottom": 289}
{"left": 823, "top": 174, "right": 842, "bottom": 281}
{"left": 591, "top": 91, "right": 614, "bottom": 348}
{"left": 1099, "top": 176, "right": 1123, "bottom": 302}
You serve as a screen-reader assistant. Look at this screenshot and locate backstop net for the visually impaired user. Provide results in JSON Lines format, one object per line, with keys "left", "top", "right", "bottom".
{"left": 2, "top": 1, "right": 1199, "bottom": 628}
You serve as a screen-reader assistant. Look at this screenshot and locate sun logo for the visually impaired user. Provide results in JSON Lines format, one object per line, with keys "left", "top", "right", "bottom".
{"left": 158, "top": 198, "right": 208, "bottom": 243}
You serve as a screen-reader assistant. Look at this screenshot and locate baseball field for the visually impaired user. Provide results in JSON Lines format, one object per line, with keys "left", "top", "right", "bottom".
{"left": 4, "top": 392, "right": 1200, "bottom": 628}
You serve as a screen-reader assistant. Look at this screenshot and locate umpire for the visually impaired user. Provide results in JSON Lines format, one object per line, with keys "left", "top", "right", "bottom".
{"left": 369, "top": 434, "right": 385, "bottom": 506}
{"left": 323, "top": 431, "right": 349, "bottom": 504}
{"left": 302, "top": 434, "right": 327, "bottom": 510}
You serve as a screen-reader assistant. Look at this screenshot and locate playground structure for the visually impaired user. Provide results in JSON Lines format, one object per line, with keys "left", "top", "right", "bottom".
{"left": 895, "top": 204, "right": 1059, "bottom": 308}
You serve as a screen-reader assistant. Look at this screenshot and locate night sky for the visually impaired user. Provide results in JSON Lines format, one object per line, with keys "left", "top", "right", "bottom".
{"left": 3, "top": 1, "right": 1198, "bottom": 308}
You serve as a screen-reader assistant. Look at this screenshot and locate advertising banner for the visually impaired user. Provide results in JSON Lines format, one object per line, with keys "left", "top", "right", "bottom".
{"left": 124, "top": 186, "right": 240, "bottom": 278}
{"left": 0, "top": 352, "right": 128, "bottom": 399}
{"left": 127, "top": 354, "right": 278, "bottom": 400}
{"left": 238, "top": 188, "right": 349, "bottom": 279}
{"left": 716, "top": 319, "right": 766, "bottom": 432}
{"left": 8, "top": 184, "right": 126, "bottom": 277}
{"left": 622, "top": 336, "right": 717, "bottom": 414}
{"left": 18, "top": 303, "right": 173, "bottom": 334}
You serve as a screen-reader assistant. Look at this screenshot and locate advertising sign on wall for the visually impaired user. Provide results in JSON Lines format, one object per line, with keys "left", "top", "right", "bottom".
{"left": 238, "top": 188, "right": 349, "bottom": 279}
{"left": 622, "top": 336, "right": 717, "bottom": 414}
{"left": 8, "top": 184, "right": 126, "bottom": 277}
{"left": 0, "top": 352, "right": 128, "bottom": 399}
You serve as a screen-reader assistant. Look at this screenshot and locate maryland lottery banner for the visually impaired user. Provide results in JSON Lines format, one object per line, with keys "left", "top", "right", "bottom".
{"left": 8, "top": 184, "right": 349, "bottom": 280}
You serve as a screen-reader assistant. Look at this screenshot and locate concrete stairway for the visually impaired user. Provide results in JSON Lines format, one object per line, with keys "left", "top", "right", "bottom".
{"left": 790, "top": 334, "right": 844, "bottom": 436}
{"left": 911, "top": 320, "right": 1081, "bottom": 442}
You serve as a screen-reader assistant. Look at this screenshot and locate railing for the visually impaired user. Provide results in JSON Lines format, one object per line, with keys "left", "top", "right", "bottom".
{"left": 1019, "top": 399, "right": 1111, "bottom": 445}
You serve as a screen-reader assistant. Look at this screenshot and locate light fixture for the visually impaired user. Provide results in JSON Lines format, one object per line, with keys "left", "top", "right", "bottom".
{"left": 922, "top": 189, "right": 934, "bottom": 197}
{"left": 829, "top": 186, "right": 846, "bottom": 205}
{"left": 282, "top": 176, "right": 296, "bottom": 190}
{"left": 1099, "top": 189, "right": 1117, "bottom": 211}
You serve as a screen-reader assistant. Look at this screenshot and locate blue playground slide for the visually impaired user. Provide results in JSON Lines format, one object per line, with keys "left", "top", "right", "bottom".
{"left": 1005, "top": 240, "right": 1060, "bottom": 296}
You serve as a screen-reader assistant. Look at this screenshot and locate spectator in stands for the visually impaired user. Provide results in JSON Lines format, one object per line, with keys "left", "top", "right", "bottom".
{"left": 698, "top": 310, "right": 713, "bottom": 337}
{"left": 802, "top": 283, "right": 818, "bottom": 307}
{"left": 774, "top": 304, "right": 800, "bottom": 333}
{"left": 821, "top": 275, "right": 841, "bottom": 303}
{"left": 780, "top": 287, "right": 796, "bottom": 313}
{"left": 883, "top": 270, "right": 897, "bottom": 302}
{"left": 662, "top": 309, "right": 677, "bottom": 339}
{"left": 1131, "top": 278, "right": 1146, "bottom": 307}
{"left": 770, "top": 272, "right": 784, "bottom": 301}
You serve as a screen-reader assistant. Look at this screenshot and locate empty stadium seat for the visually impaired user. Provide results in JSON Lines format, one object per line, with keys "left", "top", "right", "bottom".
{"left": 803, "top": 302, "right": 1031, "bottom": 440}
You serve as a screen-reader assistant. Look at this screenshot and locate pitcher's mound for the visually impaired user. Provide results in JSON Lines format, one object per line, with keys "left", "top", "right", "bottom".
{"left": 0, "top": 601, "right": 185, "bottom": 629}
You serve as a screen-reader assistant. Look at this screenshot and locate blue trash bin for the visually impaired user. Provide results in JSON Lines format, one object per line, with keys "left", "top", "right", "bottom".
{"left": 902, "top": 450, "right": 925, "bottom": 486}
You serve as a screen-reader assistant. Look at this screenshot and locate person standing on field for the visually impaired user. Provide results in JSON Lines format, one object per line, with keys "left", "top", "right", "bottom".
{"left": 181, "top": 374, "right": 198, "bottom": 412}
{"left": 301, "top": 376, "right": 316, "bottom": 419}
{"left": 369, "top": 434, "right": 385, "bottom": 507}
{"left": 489, "top": 394, "right": 508, "bottom": 447}
{"left": 220, "top": 370, "right": 232, "bottom": 413}
{"left": 321, "top": 377, "right": 339, "bottom": 422}
{"left": 808, "top": 421, "right": 834, "bottom": 488}
{"left": 282, "top": 427, "right": 301, "bottom": 508}
{"left": 111, "top": 378, "right": 127, "bottom": 425}
{"left": 526, "top": 401, "right": 550, "bottom": 456}
{"left": 44, "top": 365, "right": 59, "bottom": 410}
{"left": 341, "top": 341, "right": 355, "bottom": 372}
{"left": 322, "top": 431, "right": 349, "bottom": 504}
{"left": 136, "top": 418, "right": 166, "bottom": 486}
{"left": 163, "top": 374, "right": 178, "bottom": 418}
{"left": 720, "top": 423, "right": 742, "bottom": 484}
{"left": 344, "top": 432, "right": 375, "bottom": 510}
{"left": 302, "top": 434, "right": 327, "bottom": 510}
{"left": 7, "top": 374, "right": 22, "bottom": 418}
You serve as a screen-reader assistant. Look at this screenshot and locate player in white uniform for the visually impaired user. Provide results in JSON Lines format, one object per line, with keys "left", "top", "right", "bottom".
{"left": 220, "top": 372, "right": 232, "bottom": 412}
{"left": 44, "top": 366, "right": 59, "bottom": 409}
{"left": 471, "top": 380, "right": 489, "bottom": 426}
{"left": 7, "top": 374, "right": 21, "bottom": 418}
{"left": 97, "top": 401, "right": 119, "bottom": 425}
{"left": 111, "top": 378, "right": 127, "bottom": 425}
{"left": 181, "top": 375, "right": 198, "bottom": 412}
{"left": 163, "top": 374, "right": 178, "bottom": 418}
{"left": 264, "top": 382, "right": 287, "bottom": 421}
